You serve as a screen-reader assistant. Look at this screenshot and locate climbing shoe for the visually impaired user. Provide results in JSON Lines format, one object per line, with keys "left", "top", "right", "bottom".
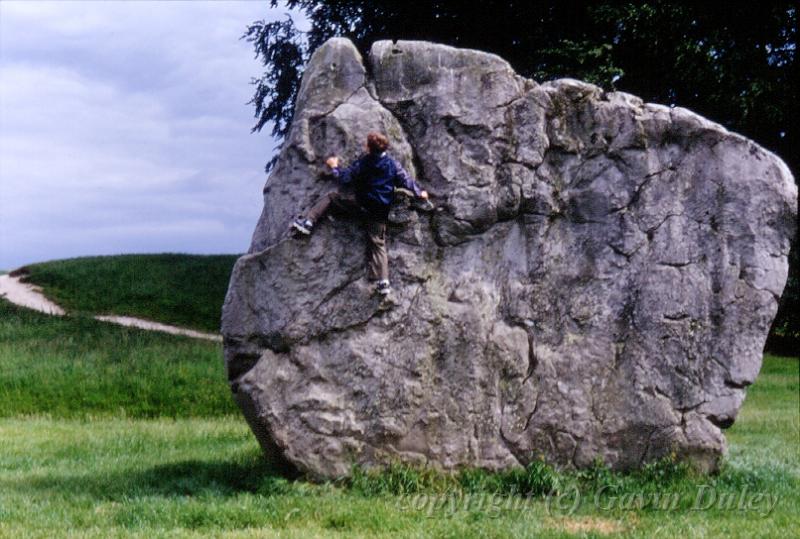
{"left": 291, "top": 218, "right": 314, "bottom": 235}
{"left": 375, "top": 279, "right": 392, "bottom": 296}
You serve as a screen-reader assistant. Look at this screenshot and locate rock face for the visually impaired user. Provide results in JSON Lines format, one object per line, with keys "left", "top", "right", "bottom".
{"left": 222, "top": 38, "right": 797, "bottom": 478}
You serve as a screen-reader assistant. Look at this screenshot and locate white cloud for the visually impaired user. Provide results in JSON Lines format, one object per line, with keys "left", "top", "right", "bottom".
{"left": 0, "top": 0, "right": 298, "bottom": 268}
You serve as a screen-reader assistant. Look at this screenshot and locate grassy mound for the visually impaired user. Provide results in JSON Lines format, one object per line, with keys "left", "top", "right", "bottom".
{"left": 18, "top": 253, "right": 239, "bottom": 332}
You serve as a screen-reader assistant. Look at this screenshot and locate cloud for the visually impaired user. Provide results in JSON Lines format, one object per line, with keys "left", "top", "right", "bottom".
{"left": 0, "top": 0, "right": 295, "bottom": 268}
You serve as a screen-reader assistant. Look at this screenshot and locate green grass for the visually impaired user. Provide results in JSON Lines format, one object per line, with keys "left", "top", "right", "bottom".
{"left": 0, "top": 297, "right": 797, "bottom": 537}
{"left": 19, "top": 253, "right": 239, "bottom": 332}
{"left": 0, "top": 300, "right": 236, "bottom": 418}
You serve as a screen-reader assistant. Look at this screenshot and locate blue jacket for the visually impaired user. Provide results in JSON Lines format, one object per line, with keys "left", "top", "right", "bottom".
{"left": 332, "top": 152, "right": 423, "bottom": 218}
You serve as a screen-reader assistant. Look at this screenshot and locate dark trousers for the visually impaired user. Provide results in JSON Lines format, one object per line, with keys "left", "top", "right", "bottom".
{"left": 306, "top": 191, "right": 389, "bottom": 282}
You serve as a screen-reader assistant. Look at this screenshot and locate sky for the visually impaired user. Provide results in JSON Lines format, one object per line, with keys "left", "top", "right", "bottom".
{"left": 0, "top": 0, "right": 298, "bottom": 269}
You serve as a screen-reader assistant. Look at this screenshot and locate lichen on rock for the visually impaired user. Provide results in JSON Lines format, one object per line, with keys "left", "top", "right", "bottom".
{"left": 222, "top": 37, "right": 797, "bottom": 479}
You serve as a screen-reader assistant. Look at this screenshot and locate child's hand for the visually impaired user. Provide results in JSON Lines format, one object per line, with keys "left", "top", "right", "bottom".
{"left": 326, "top": 156, "right": 339, "bottom": 169}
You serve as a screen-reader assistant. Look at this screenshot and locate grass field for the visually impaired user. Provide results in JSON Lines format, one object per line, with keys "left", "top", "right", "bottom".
{"left": 0, "top": 298, "right": 797, "bottom": 537}
{"left": 18, "top": 254, "right": 239, "bottom": 332}
{"left": 0, "top": 300, "right": 236, "bottom": 418}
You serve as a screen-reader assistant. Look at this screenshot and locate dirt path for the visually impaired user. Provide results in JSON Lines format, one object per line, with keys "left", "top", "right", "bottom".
{"left": 0, "top": 273, "right": 65, "bottom": 315}
{"left": 0, "top": 273, "right": 222, "bottom": 342}
{"left": 94, "top": 315, "right": 222, "bottom": 342}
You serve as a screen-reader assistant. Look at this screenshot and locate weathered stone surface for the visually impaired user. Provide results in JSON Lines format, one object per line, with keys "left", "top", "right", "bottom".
{"left": 222, "top": 38, "right": 797, "bottom": 478}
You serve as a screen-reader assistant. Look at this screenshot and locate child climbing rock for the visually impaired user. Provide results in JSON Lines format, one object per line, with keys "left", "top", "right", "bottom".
{"left": 292, "top": 132, "right": 428, "bottom": 296}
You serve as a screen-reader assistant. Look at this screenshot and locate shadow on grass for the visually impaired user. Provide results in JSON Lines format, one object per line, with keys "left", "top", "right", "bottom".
{"left": 9, "top": 455, "right": 295, "bottom": 501}
{"left": 5, "top": 450, "right": 786, "bottom": 509}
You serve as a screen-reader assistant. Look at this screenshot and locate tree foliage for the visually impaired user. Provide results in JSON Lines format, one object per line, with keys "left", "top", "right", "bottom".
{"left": 244, "top": 1, "right": 798, "bottom": 340}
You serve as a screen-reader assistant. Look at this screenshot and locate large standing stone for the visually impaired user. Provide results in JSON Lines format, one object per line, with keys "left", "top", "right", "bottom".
{"left": 222, "top": 38, "right": 797, "bottom": 478}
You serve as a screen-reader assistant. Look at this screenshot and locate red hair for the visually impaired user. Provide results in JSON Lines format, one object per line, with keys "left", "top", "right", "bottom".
{"left": 366, "top": 132, "right": 389, "bottom": 154}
